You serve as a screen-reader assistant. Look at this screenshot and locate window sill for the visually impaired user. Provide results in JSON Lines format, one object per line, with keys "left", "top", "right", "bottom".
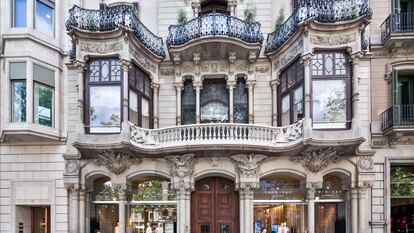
{"left": 0, "top": 122, "right": 64, "bottom": 143}
{"left": 3, "top": 28, "right": 61, "bottom": 54}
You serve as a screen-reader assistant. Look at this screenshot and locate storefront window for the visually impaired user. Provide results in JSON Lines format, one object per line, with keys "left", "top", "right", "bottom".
{"left": 16, "top": 206, "right": 50, "bottom": 233}
{"left": 254, "top": 175, "right": 307, "bottom": 233}
{"left": 91, "top": 179, "right": 119, "bottom": 233}
{"left": 391, "top": 165, "right": 414, "bottom": 233}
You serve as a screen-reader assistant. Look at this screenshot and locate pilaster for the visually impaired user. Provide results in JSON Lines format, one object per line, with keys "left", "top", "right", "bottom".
{"left": 301, "top": 53, "right": 313, "bottom": 138}
{"left": 74, "top": 61, "right": 86, "bottom": 134}
{"left": 270, "top": 78, "right": 280, "bottom": 126}
{"left": 246, "top": 80, "right": 256, "bottom": 124}
{"left": 306, "top": 182, "right": 323, "bottom": 233}
{"left": 350, "top": 52, "right": 363, "bottom": 137}
{"left": 151, "top": 82, "right": 160, "bottom": 128}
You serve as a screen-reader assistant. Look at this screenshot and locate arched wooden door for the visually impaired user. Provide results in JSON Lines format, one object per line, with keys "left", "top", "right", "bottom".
{"left": 191, "top": 177, "right": 239, "bottom": 233}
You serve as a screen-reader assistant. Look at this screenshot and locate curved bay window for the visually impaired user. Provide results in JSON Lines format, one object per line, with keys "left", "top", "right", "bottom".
{"left": 311, "top": 52, "right": 351, "bottom": 129}
{"left": 278, "top": 59, "right": 304, "bottom": 126}
{"left": 201, "top": 79, "right": 229, "bottom": 123}
{"left": 182, "top": 79, "right": 196, "bottom": 125}
{"left": 200, "top": 0, "right": 229, "bottom": 15}
{"left": 234, "top": 77, "right": 248, "bottom": 123}
{"left": 129, "top": 63, "right": 153, "bottom": 128}
{"left": 254, "top": 174, "right": 307, "bottom": 233}
{"left": 86, "top": 58, "right": 122, "bottom": 133}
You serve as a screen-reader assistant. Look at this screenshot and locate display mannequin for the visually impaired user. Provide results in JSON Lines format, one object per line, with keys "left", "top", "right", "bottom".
{"left": 146, "top": 223, "right": 153, "bottom": 233}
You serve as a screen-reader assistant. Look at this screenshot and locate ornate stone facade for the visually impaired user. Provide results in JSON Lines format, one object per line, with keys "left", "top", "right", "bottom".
{"left": 291, "top": 147, "right": 339, "bottom": 173}
{"left": 95, "top": 150, "right": 141, "bottom": 174}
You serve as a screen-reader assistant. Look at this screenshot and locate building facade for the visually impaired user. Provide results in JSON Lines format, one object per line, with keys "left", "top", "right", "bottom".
{"left": 0, "top": 0, "right": 413, "bottom": 233}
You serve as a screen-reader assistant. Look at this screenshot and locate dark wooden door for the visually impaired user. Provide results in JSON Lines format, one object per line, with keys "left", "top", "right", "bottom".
{"left": 191, "top": 177, "right": 239, "bottom": 233}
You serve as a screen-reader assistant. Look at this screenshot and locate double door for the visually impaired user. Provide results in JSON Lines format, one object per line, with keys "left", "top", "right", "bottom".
{"left": 191, "top": 177, "right": 239, "bottom": 233}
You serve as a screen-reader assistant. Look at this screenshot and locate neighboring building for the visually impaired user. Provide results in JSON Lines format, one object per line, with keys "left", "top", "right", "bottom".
{"left": 0, "top": 0, "right": 413, "bottom": 233}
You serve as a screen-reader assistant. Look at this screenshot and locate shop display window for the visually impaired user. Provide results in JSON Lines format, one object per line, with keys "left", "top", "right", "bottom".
{"left": 391, "top": 165, "right": 414, "bottom": 233}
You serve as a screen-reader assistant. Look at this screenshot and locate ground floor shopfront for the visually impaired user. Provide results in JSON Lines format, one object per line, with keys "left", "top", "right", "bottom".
{"left": 63, "top": 153, "right": 372, "bottom": 233}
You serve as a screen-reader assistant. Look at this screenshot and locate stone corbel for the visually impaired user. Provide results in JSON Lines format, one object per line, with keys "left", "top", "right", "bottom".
{"left": 384, "top": 63, "right": 392, "bottom": 82}
{"left": 64, "top": 159, "right": 81, "bottom": 176}
{"left": 228, "top": 51, "right": 237, "bottom": 75}
{"left": 231, "top": 153, "right": 267, "bottom": 179}
{"left": 173, "top": 53, "right": 182, "bottom": 81}
{"left": 193, "top": 52, "right": 201, "bottom": 75}
{"left": 165, "top": 154, "right": 197, "bottom": 194}
{"left": 248, "top": 51, "right": 257, "bottom": 74}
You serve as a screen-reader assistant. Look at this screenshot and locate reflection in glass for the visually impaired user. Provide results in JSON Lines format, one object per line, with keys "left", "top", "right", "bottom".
{"left": 127, "top": 206, "right": 177, "bottom": 233}
{"left": 254, "top": 204, "right": 306, "bottom": 233}
{"left": 391, "top": 166, "right": 414, "bottom": 233}
{"left": 129, "top": 90, "right": 139, "bottom": 126}
{"left": 312, "top": 80, "right": 346, "bottom": 128}
{"left": 34, "top": 82, "right": 54, "bottom": 127}
{"left": 32, "top": 207, "right": 50, "bottom": 233}
{"left": 91, "top": 204, "right": 119, "bottom": 233}
{"left": 293, "top": 86, "right": 303, "bottom": 123}
{"left": 14, "top": 0, "right": 27, "bottom": 27}
{"left": 316, "top": 203, "right": 346, "bottom": 233}
{"left": 12, "top": 81, "right": 26, "bottom": 122}
{"left": 201, "top": 79, "right": 229, "bottom": 123}
{"left": 142, "top": 98, "right": 150, "bottom": 129}
{"left": 35, "top": 0, "right": 54, "bottom": 37}
{"left": 234, "top": 78, "right": 248, "bottom": 123}
{"left": 89, "top": 86, "right": 121, "bottom": 133}
{"left": 281, "top": 96, "right": 290, "bottom": 126}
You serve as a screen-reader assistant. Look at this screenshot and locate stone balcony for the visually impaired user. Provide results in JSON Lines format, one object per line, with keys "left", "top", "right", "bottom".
{"left": 265, "top": 0, "right": 372, "bottom": 54}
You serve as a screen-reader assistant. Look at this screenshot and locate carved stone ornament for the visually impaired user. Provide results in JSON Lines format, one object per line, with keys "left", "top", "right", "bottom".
{"left": 273, "top": 39, "right": 303, "bottom": 71}
{"left": 200, "top": 62, "right": 229, "bottom": 73}
{"left": 129, "top": 123, "right": 157, "bottom": 145}
{"left": 95, "top": 150, "right": 141, "bottom": 175}
{"left": 234, "top": 61, "right": 248, "bottom": 72}
{"left": 80, "top": 42, "right": 123, "bottom": 54}
{"left": 291, "top": 147, "right": 338, "bottom": 173}
{"left": 209, "top": 157, "right": 221, "bottom": 167}
{"left": 357, "top": 156, "right": 374, "bottom": 171}
{"left": 310, "top": 33, "right": 356, "bottom": 46}
{"left": 129, "top": 45, "right": 157, "bottom": 73}
{"left": 231, "top": 154, "right": 267, "bottom": 178}
{"left": 272, "top": 120, "right": 303, "bottom": 144}
{"left": 255, "top": 65, "right": 270, "bottom": 74}
{"left": 160, "top": 68, "right": 174, "bottom": 76}
{"left": 165, "top": 154, "right": 196, "bottom": 178}
{"left": 64, "top": 160, "right": 81, "bottom": 176}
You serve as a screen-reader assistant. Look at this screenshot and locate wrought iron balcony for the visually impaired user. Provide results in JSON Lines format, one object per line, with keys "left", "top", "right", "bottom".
{"left": 380, "top": 13, "right": 414, "bottom": 43}
{"left": 129, "top": 120, "right": 303, "bottom": 148}
{"left": 265, "top": 0, "right": 372, "bottom": 54}
{"left": 381, "top": 105, "right": 414, "bottom": 131}
{"left": 66, "top": 5, "right": 165, "bottom": 58}
{"left": 166, "top": 13, "right": 263, "bottom": 47}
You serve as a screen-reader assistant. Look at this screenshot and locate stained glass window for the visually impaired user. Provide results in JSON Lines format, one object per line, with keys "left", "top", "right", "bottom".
{"left": 201, "top": 79, "right": 229, "bottom": 123}
{"left": 234, "top": 78, "right": 248, "bottom": 123}
{"left": 182, "top": 79, "right": 196, "bottom": 125}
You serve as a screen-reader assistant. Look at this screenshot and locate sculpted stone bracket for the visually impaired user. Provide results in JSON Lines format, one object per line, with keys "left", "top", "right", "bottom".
{"left": 64, "top": 159, "right": 81, "bottom": 176}
{"left": 231, "top": 153, "right": 267, "bottom": 178}
{"left": 291, "top": 147, "right": 339, "bottom": 173}
{"left": 165, "top": 154, "right": 197, "bottom": 194}
{"left": 95, "top": 150, "right": 141, "bottom": 175}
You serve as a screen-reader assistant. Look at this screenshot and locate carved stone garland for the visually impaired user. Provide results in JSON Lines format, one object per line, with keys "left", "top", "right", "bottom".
{"left": 291, "top": 147, "right": 338, "bottom": 173}
{"left": 95, "top": 150, "right": 141, "bottom": 174}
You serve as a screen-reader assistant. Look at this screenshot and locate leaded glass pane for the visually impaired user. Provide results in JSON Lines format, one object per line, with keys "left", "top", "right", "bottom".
{"left": 312, "top": 80, "right": 347, "bottom": 128}
{"left": 89, "top": 61, "right": 100, "bottom": 82}
{"left": 201, "top": 79, "right": 229, "bottom": 123}
{"left": 312, "top": 54, "right": 323, "bottom": 76}
{"left": 101, "top": 61, "right": 110, "bottom": 81}
{"left": 325, "top": 53, "right": 334, "bottom": 75}
{"left": 89, "top": 85, "right": 121, "bottom": 133}
{"left": 111, "top": 60, "right": 121, "bottom": 81}
{"left": 335, "top": 53, "right": 347, "bottom": 75}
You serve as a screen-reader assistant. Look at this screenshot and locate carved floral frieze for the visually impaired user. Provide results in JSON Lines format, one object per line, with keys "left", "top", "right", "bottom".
{"left": 80, "top": 42, "right": 123, "bottom": 54}
{"left": 273, "top": 39, "right": 303, "bottom": 71}
{"left": 310, "top": 33, "right": 356, "bottom": 46}
{"left": 291, "top": 147, "right": 338, "bottom": 173}
{"left": 95, "top": 150, "right": 141, "bottom": 174}
{"left": 129, "top": 45, "right": 157, "bottom": 73}
{"left": 160, "top": 68, "right": 174, "bottom": 76}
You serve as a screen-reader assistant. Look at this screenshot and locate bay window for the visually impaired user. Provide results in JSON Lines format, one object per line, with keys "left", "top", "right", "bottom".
{"left": 278, "top": 59, "right": 304, "bottom": 126}
{"left": 33, "top": 64, "right": 55, "bottom": 127}
{"left": 86, "top": 59, "right": 122, "bottom": 133}
{"left": 13, "top": 0, "right": 27, "bottom": 27}
{"left": 35, "top": 0, "right": 55, "bottom": 37}
{"left": 311, "top": 52, "right": 351, "bottom": 129}
{"left": 10, "top": 62, "right": 27, "bottom": 122}
{"left": 129, "top": 63, "right": 153, "bottom": 128}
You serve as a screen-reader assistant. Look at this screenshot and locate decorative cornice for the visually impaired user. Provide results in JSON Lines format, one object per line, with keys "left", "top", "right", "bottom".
{"left": 95, "top": 150, "right": 141, "bottom": 174}
{"left": 165, "top": 154, "right": 196, "bottom": 178}
{"left": 291, "top": 147, "right": 338, "bottom": 173}
{"left": 231, "top": 153, "right": 267, "bottom": 178}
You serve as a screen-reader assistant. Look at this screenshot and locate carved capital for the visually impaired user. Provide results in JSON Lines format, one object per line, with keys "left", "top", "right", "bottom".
{"left": 74, "top": 61, "right": 86, "bottom": 73}
{"left": 291, "top": 147, "right": 338, "bottom": 173}
{"left": 226, "top": 80, "right": 237, "bottom": 89}
{"left": 306, "top": 182, "right": 323, "bottom": 199}
{"left": 120, "top": 59, "right": 131, "bottom": 71}
{"left": 350, "top": 52, "right": 363, "bottom": 65}
{"left": 151, "top": 82, "right": 160, "bottom": 92}
{"left": 65, "top": 183, "right": 80, "bottom": 192}
{"left": 238, "top": 181, "right": 259, "bottom": 197}
{"left": 231, "top": 154, "right": 267, "bottom": 178}
{"left": 95, "top": 150, "right": 141, "bottom": 175}
{"left": 193, "top": 80, "right": 203, "bottom": 90}
{"left": 64, "top": 160, "right": 81, "bottom": 176}
{"left": 174, "top": 81, "right": 184, "bottom": 91}
{"left": 246, "top": 80, "right": 256, "bottom": 90}
{"left": 270, "top": 79, "right": 280, "bottom": 88}
{"left": 301, "top": 53, "right": 313, "bottom": 66}
{"left": 165, "top": 154, "right": 196, "bottom": 178}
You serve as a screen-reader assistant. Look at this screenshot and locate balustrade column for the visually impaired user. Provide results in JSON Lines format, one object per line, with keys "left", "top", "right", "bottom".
{"left": 270, "top": 78, "right": 280, "bottom": 126}
{"left": 75, "top": 62, "right": 86, "bottom": 134}
{"left": 174, "top": 82, "right": 184, "bottom": 125}
{"left": 152, "top": 83, "right": 160, "bottom": 128}
{"left": 119, "top": 187, "right": 127, "bottom": 233}
{"left": 246, "top": 80, "right": 256, "bottom": 124}
{"left": 79, "top": 189, "right": 86, "bottom": 233}
{"left": 351, "top": 53, "right": 362, "bottom": 136}
{"left": 227, "top": 80, "right": 236, "bottom": 123}
{"left": 194, "top": 81, "right": 203, "bottom": 124}
{"left": 301, "top": 54, "right": 312, "bottom": 137}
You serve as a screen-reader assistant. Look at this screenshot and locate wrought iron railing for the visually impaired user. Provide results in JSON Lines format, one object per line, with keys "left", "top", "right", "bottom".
{"left": 167, "top": 13, "right": 263, "bottom": 47}
{"left": 381, "top": 105, "right": 414, "bottom": 131}
{"left": 129, "top": 120, "right": 303, "bottom": 147}
{"left": 265, "top": 0, "right": 372, "bottom": 54}
{"left": 66, "top": 5, "right": 165, "bottom": 58}
{"left": 380, "top": 13, "right": 414, "bottom": 43}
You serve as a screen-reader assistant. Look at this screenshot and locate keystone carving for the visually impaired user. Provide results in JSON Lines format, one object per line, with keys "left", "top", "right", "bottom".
{"left": 165, "top": 154, "right": 197, "bottom": 178}
{"left": 64, "top": 160, "right": 81, "bottom": 176}
{"left": 291, "top": 147, "right": 338, "bottom": 173}
{"left": 95, "top": 150, "right": 141, "bottom": 175}
{"left": 231, "top": 154, "right": 267, "bottom": 178}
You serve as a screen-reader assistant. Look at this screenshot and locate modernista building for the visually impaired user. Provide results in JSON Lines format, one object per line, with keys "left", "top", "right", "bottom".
{"left": 1, "top": 0, "right": 414, "bottom": 233}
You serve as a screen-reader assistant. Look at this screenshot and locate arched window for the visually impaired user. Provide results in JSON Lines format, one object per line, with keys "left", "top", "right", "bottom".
{"left": 182, "top": 79, "right": 196, "bottom": 125}
{"left": 278, "top": 58, "right": 304, "bottom": 126}
{"left": 311, "top": 51, "right": 351, "bottom": 129}
{"left": 200, "top": 78, "right": 229, "bottom": 123}
{"left": 234, "top": 77, "right": 248, "bottom": 123}
{"left": 200, "top": 0, "right": 229, "bottom": 15}
{"left": 86, "top": 58, "right": 123, "bottom": 133}
{"left": 129, "top": 63, "right": 153, "bottom": 129}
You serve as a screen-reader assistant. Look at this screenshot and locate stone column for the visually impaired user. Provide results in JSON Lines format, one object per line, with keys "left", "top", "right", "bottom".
{"left": 85, "top": 189, "right": 92, "bottom": 233}
{"left": 358, "top": 184, "right": 369, "bottom": 233}
{"left": 152, "top": 83, "right": 160, "bottom": 128}
{"left": 350, "top": 53, "right": 362, "bottom": 137}
{"left": 68, "top": 184, "right": 79, "bottom": 233}
{"left": 119, "top": 186, "right": 127, "bottom": 233}
{"left": 227, "top": 80, "right": 236, "bottom": 123}
{"left": 301, "top": 54, "right": 312, "bottom": 137}
{"left": 75, "top": 61, "right": 86, "bottom": 134}
{"left": 351, "top": 187, "right": 358, "bottom": 233}
{"left": 191, "top": 0, "right": 201, "bottom": 18}
{"left": 241, "top": 187, "right": 254, "bottom": 233}
{"left": 121, "top": 60, "right": 131, "bottom": 124}
{"left": 194, "top": 80, "right": 203, "bottom": 124}
{"left": 270, "top": 78, "right": 280, "bottom": 126}
{"left": 228, "top": 0, "right": 237, "bottom": 16}
{"left": 239, "top": 191, "right": 245, "bottom": 233}
{"left": 174, "top": 82, "right": 184, "bottom": 125}
{"left": 79, "top": 189, "right": 86, "bottom": 233}
{"left": 246, "top": 80, "right": 256, "bottom": 124}
{"left": 306, "top": 182, "right": 322, "bottom": 233}
{"left": 26, "top": 61, "right": 34, "bottom": 123}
